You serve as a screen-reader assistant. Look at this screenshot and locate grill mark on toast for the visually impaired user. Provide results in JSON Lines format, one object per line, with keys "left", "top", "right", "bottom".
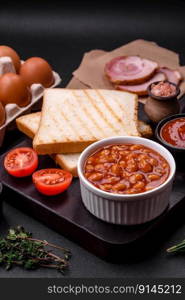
{"left": 115, "top": 93, "right": 139, "bottom": 136}
{"left": 83, "top": 90, "right": 116, "bottom": 136}
{"left": 81, "top": 90, "right": 112, "bottom": 137}
{"left": 59, "top": 103, "right": 84, "bottom": 141}
{"left": 117, "top": 100, "right": 132, "bottom": 135}
{"left": 104, "top": 91, "right": 132, "bottom": 135}
{"left": 68, "top": 93, "right": 94, "bottom": 140}
{"left": 40, "top": 106, "right": 70, "bottom": 141}
{"left": 46, "top": 100, "right": 79, "bottom": 142}
{"left": 71, "top": 90, "right": 97, "bottom": 140}
{"left": 106, "top": 91, "right": 133, "bottom": 135}
{"left": 95, "top": 90, "right": 128, "bottom": 135}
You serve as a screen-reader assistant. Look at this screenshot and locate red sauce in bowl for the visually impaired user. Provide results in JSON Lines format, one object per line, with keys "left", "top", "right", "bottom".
{"left": 160, "top": 118, "right": 185, "bottom": 148}
{"left": 84, "top": 144, "right": 170, "bottom": 194}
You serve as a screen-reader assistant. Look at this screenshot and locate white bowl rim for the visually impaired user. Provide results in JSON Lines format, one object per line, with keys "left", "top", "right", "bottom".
{"left": 77, "top": 136, "right": 176, "bottom": 201}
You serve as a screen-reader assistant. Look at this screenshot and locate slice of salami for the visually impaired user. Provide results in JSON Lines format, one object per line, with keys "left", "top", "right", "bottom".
{"left": 159, "top": 67, "right": 182, "bottom": 85}
{"left": 116, "top": 72, "right": 166, "bottom": 96}
{"left": 105, "top": 56, "right": 158, "bottom": 85}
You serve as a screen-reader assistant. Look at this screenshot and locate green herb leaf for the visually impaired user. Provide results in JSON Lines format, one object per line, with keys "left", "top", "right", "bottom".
{"left": 0, "top": 226, "right": 71, "bottom": 274}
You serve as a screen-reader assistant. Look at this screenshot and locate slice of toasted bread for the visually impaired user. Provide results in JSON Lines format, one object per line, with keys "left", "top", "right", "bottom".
{"left": 33, "top": 89, "right": 139, "bottom": 154}
{"left": 16, "top": 112, "right": 153, "bottom": 141}
{"left": 54, "top": 153, "right": 79, "bottom": 177}
{"left": 16, "top": 112, "right": 41, "bottom": 139}
{"left": 16, "top": 111, "right": 152, "bottom": 177}
{"left": 138, "top": 120, "right": 153, "bottom": 138}
{"left": 16, "top": 112, "right": 79, "bottom": 177}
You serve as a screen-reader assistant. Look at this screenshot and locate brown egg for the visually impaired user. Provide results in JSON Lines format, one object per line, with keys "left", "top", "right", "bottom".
{"left": 0, "top": 45, "right": 21, "bottom": 72}
{"left": 0, "top": 73, "right": 31, "bottom": 107}
{"left": 0, "top": 101, "right": 6, "bottom": 126}
{"left": 20, "top": 57, "right": 54, "bottom": 88}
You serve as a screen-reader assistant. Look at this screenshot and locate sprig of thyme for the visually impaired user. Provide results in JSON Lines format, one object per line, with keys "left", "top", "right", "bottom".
{"left": 167, "top": 238, "right": 185, "bottom": 254}
{"left": 0, "top": 226, "right": 71, "bottom": 274}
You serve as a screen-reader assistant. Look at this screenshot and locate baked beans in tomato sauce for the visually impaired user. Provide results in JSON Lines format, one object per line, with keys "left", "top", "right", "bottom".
{"left": 84, "top": 144, "right": 170, "bottom": 194}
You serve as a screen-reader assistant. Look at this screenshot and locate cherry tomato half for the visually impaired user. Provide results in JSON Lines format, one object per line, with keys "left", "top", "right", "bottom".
{"left": 32, "top": 168, "right": 73, "bottom": 196}
{"left": 4, "top": 147, "right": 38, "bottom": 177}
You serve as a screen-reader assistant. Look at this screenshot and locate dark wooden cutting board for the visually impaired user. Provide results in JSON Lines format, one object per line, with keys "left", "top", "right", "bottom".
{"left": 1, "top": 137, "right": 185, "bottom": 262}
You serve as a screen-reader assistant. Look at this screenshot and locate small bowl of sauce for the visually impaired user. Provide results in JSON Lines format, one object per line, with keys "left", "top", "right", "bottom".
{"left": 160, "top": 117, "right": 185, "bottom": 148}
{"left": 156, "top": 113, "right": 185, "bottom": 167}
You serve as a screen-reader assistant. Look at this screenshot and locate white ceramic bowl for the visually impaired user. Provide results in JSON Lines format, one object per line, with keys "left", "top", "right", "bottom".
{"left": 77, "top": 136, "right": 176, "bottom": 225}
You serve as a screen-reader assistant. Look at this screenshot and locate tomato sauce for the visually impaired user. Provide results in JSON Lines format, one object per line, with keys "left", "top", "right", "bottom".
{"left": 84, "top": 144, "right": 170, "bottom": 195}
{"left": 160, "top": 118, "right": 185, "bottom": 148}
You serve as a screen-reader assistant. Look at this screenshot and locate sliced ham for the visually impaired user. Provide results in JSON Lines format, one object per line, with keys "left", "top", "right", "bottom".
{"left": 159, "top": 67, "right": 182, "bottom": 85}
{"left": 105, "top": 56, "right": 158, "bottom": 85}
{"left": 116, "top": 72, "right": 166, "bottom": 96}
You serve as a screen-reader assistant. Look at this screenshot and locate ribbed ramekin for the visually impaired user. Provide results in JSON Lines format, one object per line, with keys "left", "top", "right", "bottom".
{"left": 77, "top": 136, "right": 176, "bottom": 225}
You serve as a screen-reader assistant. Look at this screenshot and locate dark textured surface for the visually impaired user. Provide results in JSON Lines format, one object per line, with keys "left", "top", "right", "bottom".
{"left": 1, "top": 201, "right": 185, "bottom": 278}
{"left": 1, "top": 138, "right": 185, "bottom": 264}
{"left": 0, "top": 0, "right": 185, "bottom": 277}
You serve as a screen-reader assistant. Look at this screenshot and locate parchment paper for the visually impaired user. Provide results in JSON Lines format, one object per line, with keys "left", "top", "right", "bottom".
{"left": 72, "top": 39, "right": 185, "bottom": 103}
{"left": 67, "top": 49, "right": 105, "bottom": 88}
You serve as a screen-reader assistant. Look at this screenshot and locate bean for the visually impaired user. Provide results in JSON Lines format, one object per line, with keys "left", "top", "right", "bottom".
{"left": 138, "top": 159, "right": 153, "bottom": 173}
{"left": 148, "top": 174, "right": 160, "bottom": 181}
{"left": 111, "top": 164, "right": 122, "bottom": 175}
{"left": 126, "top": 160, "right": 138, "bottom": 172}
{"left": 101, "top": 149, "right": 110, "bottom": 156}
{"left": 162, "top": 163, "right": 168, "bottom": 168}
{"left": 88, "top": 173, "right": 103, "bottom": 181}
{"left": 129, "top": 173, "right": 144, "bottom": 184}
{"left": 148, "top": 157, "right": 158, "bottom": 166}
{"left": 95, "top": 164, "right": 104, "bottom": 171}
{"left": 98, "top": 157, "right": 108, "bottom": 163}
{"left": 130, "top": 144, "right": 142, "bottom": 151}
{"left": 120, "top": 150, "right": 130, "bottom": 156}
{"left": 106, "top": 157, "right": 115, "bottom": 163}
{"left": 126, "top": 188, "right": 137, "bottom": 194}
{"left": 127, "top": 164, "right": 138, "bottom": 172}
{"left": 112, "top": 153, "right": 120, "bottom": 160}
{"left": 133, "top": 181, "right": 145, "bottom": 190}
{"left": 129, "top": 175, "right": 136, "bottom": 184}
{"left": 135, "top": 173, "right": 144, "bottom": 180}
{"left": 100, "top": 184, "right": 112, "bottom": 191}
{"left": 111, "top": 146, "right": 119, "bottom": 151}
{"left": 119, "top": 179, "right": 130, "bottom": 189}
{"left": 120, "top": 146, "right": 129, "bottom": 150}
{"left": 105, "top": 177, "right": 120, "bottom": 184}
{"left": 145, "top": 186, "right": 153, "bottom": 191}
{"left": 155, "top": 167, "right": 165, "bottom": 175}
{"left": 112, "top": 183, "right": 126, "bottom": 191}
{"left": 119, "top": 160, "right": 126, "bottom": 168}
{"left": 104, "top": 163, "right": 112, "bottom": 169}
{"left": 112, "top": 146, "right": 127, "bottom": 151}
{"left": 142, "top": 148, "right": 151, "bottom": 153}
{"left": 138, "top": 154, "right": 149, "bottom": 161}
{"left": 85, "top": 164, "right": 94, "bottom": 171}
{"left": 86, "top": 157, "right": 95, "bottom": 164}
{"left": 126, "top": 153, "right": 137, "bottom": 160}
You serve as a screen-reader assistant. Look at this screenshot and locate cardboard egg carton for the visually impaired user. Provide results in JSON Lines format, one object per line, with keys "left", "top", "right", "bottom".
{"left": 0, "top": 57, "right": 61, "bottom": 146}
